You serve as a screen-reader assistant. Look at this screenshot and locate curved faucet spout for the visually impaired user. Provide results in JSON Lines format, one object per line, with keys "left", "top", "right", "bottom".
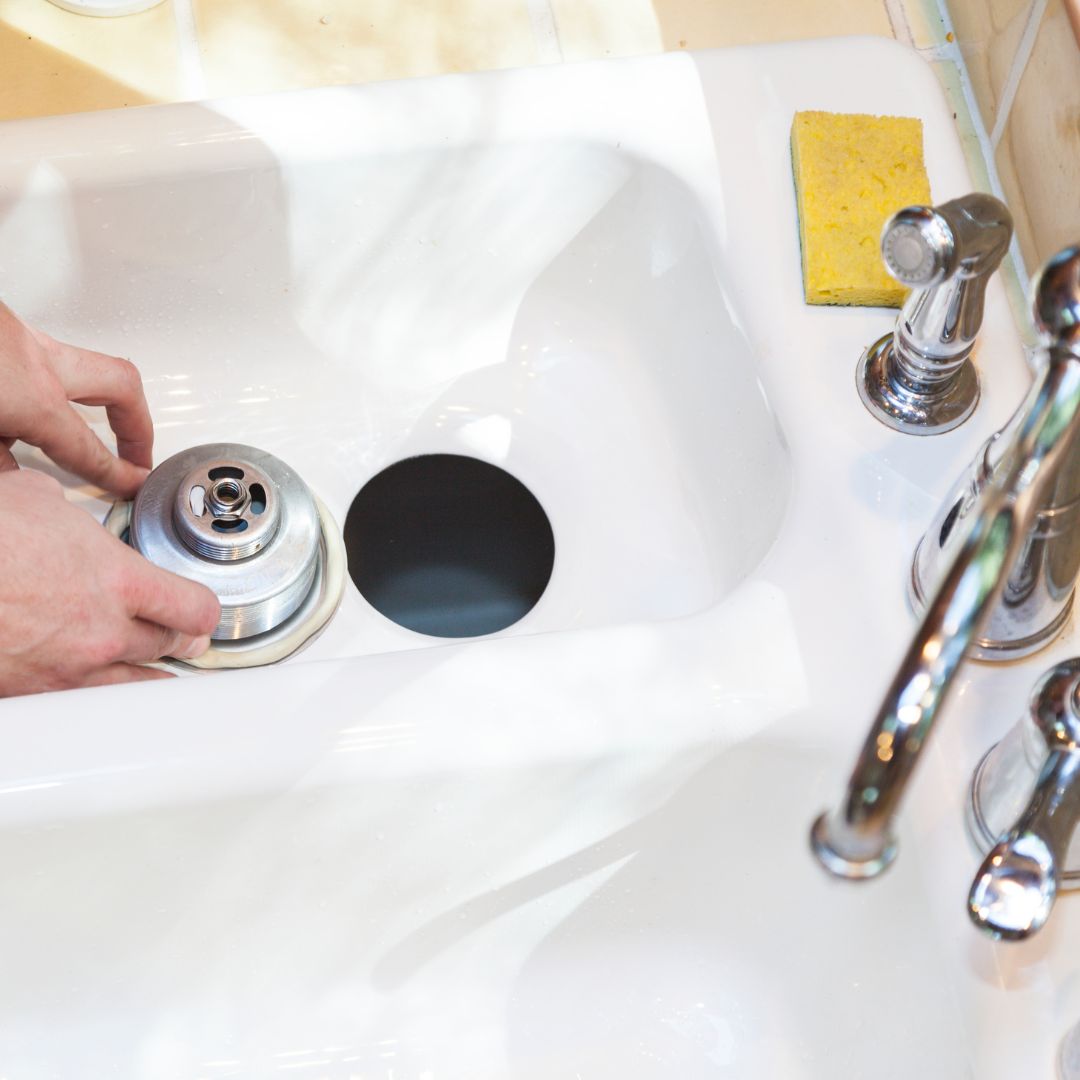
{"left": 813, "top": 342, "right": 1080, "bottom": 879}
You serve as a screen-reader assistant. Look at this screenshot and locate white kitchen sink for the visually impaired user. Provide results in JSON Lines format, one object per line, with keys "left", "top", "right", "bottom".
{"left": 0, "top": 36, "right": 1067, "bottom": 1079}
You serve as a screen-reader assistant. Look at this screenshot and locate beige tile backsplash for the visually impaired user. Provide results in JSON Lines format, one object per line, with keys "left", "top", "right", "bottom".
{"left": 193, "top": 0, "right": 538, "bottom": 98}
{"left": 0, "top": 0, "right": 1075, "bottom": 284}
{"left": 549, "top": 0, "right": 892, "bottom": 61}
{"left": 0, "top": 0, "right": 182, "bottom": 119}
{"left": 999, "top": 0, "right": 1080, "bottom": 269}
{"left": 0, "top": 0, "right": 903, "bottom": 123}
{"left": 945, "top": 0, "right": 1080, "bottom": 273}
{"left": 948, "top": 0, "right": 1031, "bottom": 130}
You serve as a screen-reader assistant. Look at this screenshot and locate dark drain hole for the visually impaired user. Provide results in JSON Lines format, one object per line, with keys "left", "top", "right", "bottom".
{"left": 344, "top": 454, "right": 555, "bottom": 638}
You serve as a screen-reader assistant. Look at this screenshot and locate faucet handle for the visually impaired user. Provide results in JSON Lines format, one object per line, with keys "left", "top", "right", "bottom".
{"left": 1033, "top": 245, "right": 1080, "bottom": 348}
{"left": 968, "top": 658, "right": 1080, "bottom": 940}
{"left": 858, "top": 193, "right": 1012, "bottom": 435}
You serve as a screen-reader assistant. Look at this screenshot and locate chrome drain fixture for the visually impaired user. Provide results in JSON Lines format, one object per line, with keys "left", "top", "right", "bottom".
{"left": 129, "top": 443, "right": 323, "bottom": 641}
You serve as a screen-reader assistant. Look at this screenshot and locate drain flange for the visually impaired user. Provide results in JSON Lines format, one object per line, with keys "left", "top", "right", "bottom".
{"left": 130, "top": 443, "right": 322, "bottom": 640}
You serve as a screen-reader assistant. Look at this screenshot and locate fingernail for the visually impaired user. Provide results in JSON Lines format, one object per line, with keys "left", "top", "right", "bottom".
{"left": 177, "top": 634, "right": 212, "bottom": 659}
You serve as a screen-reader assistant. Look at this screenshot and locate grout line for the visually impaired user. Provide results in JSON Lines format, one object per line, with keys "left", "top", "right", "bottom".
{"left": 883, "top": 0, "right": 914, "bottom": 47}
{"left": 523, "top": 0, "right": 564, "bottom": 64}
{"left": 924, "top": 0, "right": 999, "bottom": 182}
{"left": 989, "top": 0, "right": 1047, "bottom": 148}
{"left": 925, "top": 0, "right": 1033, "bottom": 316}
{"left": 916, "top": 41, "right": 956, "bottom": 60}
{"left": 950, "top": 54, "right": 1032, "bottom": 295}
{"left": 171, "top": 0, "right": 208, "bottom": 101}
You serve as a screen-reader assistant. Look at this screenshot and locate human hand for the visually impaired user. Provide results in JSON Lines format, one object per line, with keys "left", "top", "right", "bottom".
{"left": 0, "top": 470, "right": 221, "bottom": 696}
{"left": 0, "top": 302, "right": 153, "bottom": 498}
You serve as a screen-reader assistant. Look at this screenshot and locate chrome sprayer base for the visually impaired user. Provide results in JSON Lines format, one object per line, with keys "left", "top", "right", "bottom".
{"left": 857, "top": 333, "right": 979, "bottom": 436}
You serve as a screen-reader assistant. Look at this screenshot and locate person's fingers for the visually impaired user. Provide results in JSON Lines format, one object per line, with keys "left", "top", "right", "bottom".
{"left": 117, "top": 619, "right": 212, "bottom": 664}
{"left": 120, "top": 554, "right": 221, "bottom": 639}
{"left": 48, "top": 344, "right": 154, "bottom": 470}
{"left": 79, "top": 663, "right": 175, "bottom": 688}
{"left": 31, "top": 402, "right": 149, "bottom": 498}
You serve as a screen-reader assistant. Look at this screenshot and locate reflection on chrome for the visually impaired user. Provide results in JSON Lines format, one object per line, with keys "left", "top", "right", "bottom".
{"left": 813, "top": 245, "right": 1080, "bottom": 903}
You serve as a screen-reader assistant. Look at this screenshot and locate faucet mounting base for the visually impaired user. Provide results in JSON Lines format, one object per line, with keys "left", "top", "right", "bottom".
{"left": 910, "top": 537, "right": 1076, "bottom": 661}
{"left": 857, "top": 333, "right": 979, "bottom": 435}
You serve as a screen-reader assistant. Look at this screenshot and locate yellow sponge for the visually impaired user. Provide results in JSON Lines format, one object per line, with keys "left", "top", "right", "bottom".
{"left": 791, "top": 110, "right": 931, "bottom": 307}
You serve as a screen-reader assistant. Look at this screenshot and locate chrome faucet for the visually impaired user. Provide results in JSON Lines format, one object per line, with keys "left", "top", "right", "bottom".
{"left": 858, "top": 194, "right": 1012, "bottom": 434}
{"left": 812, "top": 244, "right": 1080, "bottom": 884}
{"left": 967, "top": 657, "right": 1080, "bottom": 940}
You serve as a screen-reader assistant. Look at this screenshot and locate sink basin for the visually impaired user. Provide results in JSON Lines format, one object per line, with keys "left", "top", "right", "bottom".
{"left": 0, "top": 36, "right": 1066, "bottom": 1079}
{"left": 2, "top": 99, "right": 790, "bottom": 659}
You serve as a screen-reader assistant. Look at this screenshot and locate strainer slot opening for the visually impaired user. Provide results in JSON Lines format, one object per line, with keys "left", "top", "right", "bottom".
{"left": 211, "top": 518, "right": 249, "bottom": 534}
{"left": 208, "top": 466, "right": 245, "bottom": 481}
